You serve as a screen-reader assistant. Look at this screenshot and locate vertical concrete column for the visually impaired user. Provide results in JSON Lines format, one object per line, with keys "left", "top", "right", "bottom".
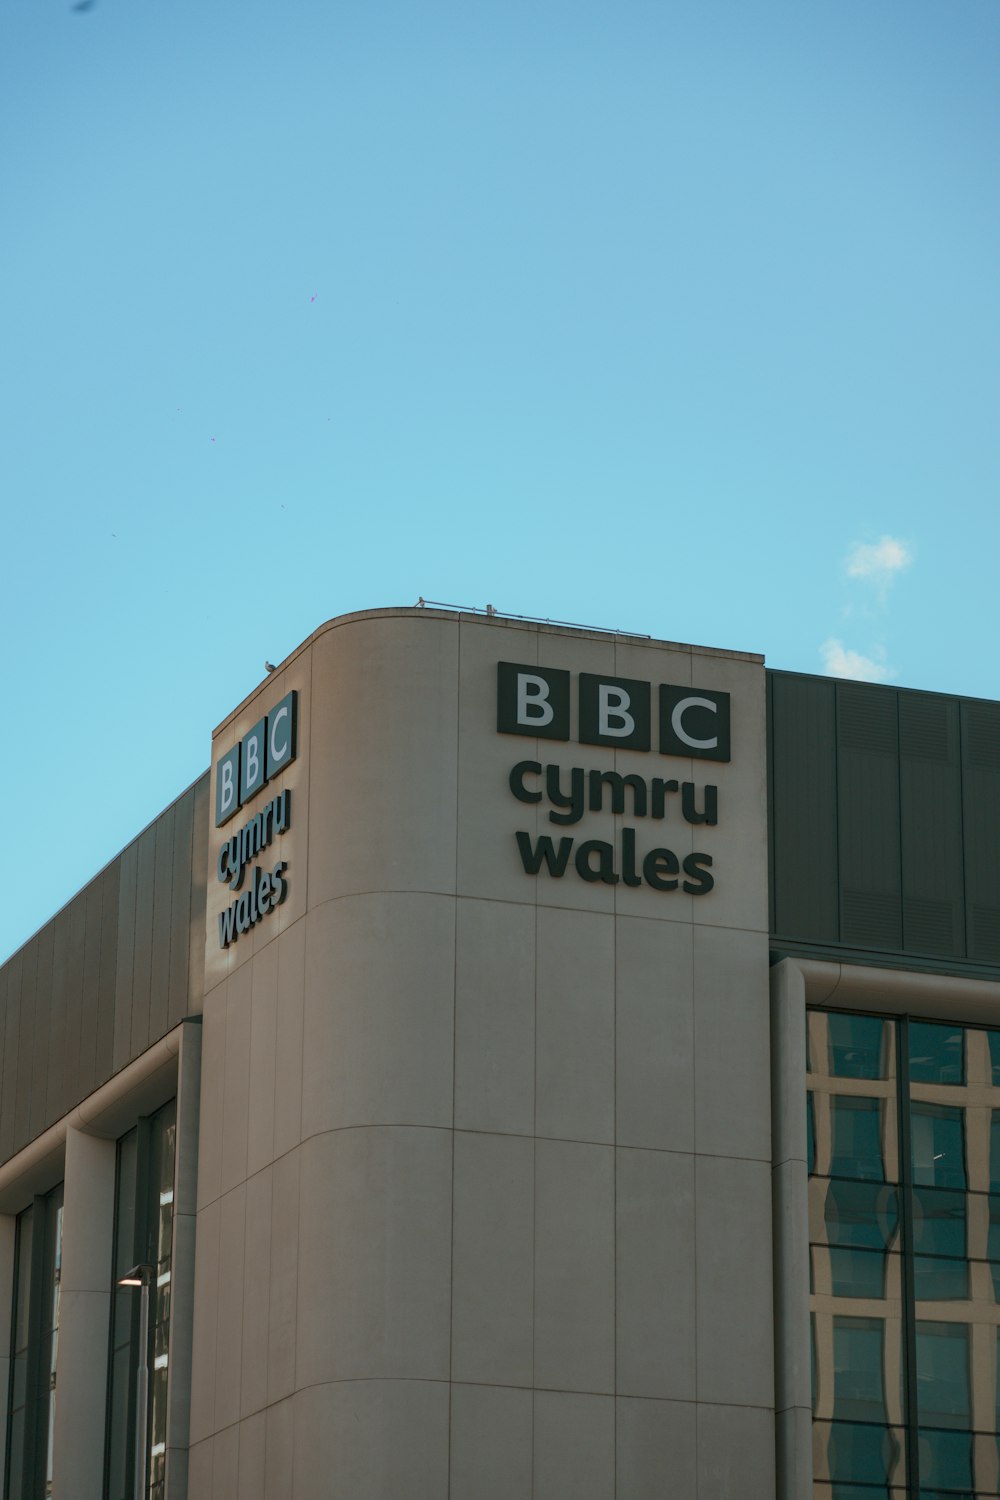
{"left": 770, "top": 958, "right": 812, "bottom": 1500}
{"left": 0, "top": 1213, "right": 15, "bottom": 1486}
{"left": 166, "top": 1021, "right": 202, "bottom": 1500}
{"left": 51, "top": 1126, "right": 116, "bottom": 1500}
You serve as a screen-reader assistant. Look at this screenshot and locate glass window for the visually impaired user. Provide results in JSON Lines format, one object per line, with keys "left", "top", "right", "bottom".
{"left": 828, "top": 1014, "right": 888, "bottom": 1080}
{"left": 104, "top": 1101, "right": 176, "bottom": 1500}
{"left": 833, "top": 1317, "right": 886, "bottom": 1422}
{"left": 908, "top": 1022, "right": 964, "bottom": 1086}
{"left": 4, "top": 1184, "right": 63, "bottom": 1500}
{"left": 910, "top": 1104, "right": 966, "bottom": 1191}
{"left": 915, "top": 1322, "right": 970, "bottom": 1429}
{"left": 822, "top": 1180, "right": 899, "bottom": 1252}
{"left": 829, "top": 1247, "right": 887, "bottom": 1300}
{"left": 831, "top": 1097, "right": 886, "bottom": 1182}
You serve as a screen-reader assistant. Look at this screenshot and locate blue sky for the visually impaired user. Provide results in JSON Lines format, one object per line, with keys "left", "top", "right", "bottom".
{"left": 2, "top": 0, "right": 998, "bottom": 959}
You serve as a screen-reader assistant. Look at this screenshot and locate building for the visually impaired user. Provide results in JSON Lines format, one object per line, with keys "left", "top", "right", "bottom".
{"left": 0, "top": 604, "right": 998, "bottom": 1500}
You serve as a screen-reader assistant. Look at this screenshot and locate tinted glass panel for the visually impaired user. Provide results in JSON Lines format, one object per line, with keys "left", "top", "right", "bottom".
{"left": 911, "top": 1105, "right": 966, "bottom": 1191}
{"left": 829, "top": 1015, "right": 888, "bottom": 1080}
{"left": 832, "top": 1098, "right": 887, "bottom": 1182}
{"left": 909, "top": 1024, "right": 965, "bottom": 1086}
{"left": 916, "top": 1323, "right": 970, "bottom": 1428}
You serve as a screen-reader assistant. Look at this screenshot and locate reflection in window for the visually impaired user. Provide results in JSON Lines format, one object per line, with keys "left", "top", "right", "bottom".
{"left": 910, "top": 1103, "right": 966, "bottom": 1190}
{"left": 834, "top": 1318, "right": 886, "bottom": 1421}
{"left": 4, "top": 1184, "right": 63, "bottom": 1500}
{"left": 828, "top": 1013, "right": 887, "bottom": 1080}
{"left": 808, "top": 1010, "right": 1000, "bottom": 1498}
{"left": 916, "top": 1322, "right": 970, "bottom": 1428}
{"left": 104, "top": 1100, "right": 176, "bottom": 1500}
{"left": 831, "top": 1097, "right": 886, "bottom": 1182}
{"left": 911, "top": 1187, "right": 966, "bottom": 1262}
{"left": 908, "top": 1021, "right": 964, "bottom": 1086}
{"left": 829, "top": 1247, "right": 887, "bottom": 1300}
{"left": 824, "top": 1180, "right": 899, "bottom": 1252}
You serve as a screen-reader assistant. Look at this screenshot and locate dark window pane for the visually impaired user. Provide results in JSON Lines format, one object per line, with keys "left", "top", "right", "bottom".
{"left": 819, "top": 1421, "right": 904, "bottom": 1485}
{"left": 809, "top": 1093, "right": 816, "bottom": 1176}
{"left": 990, "top": 1113, "right": 1000, "bottom": 1194}
{"left": 917, "top": 1427, "right": 973, "bottom": 1491}
{"left": 823, "top": 1181, "right": 899, "bottom": 1252}
{"left": 829, "top": 1015, "right": 889, "bottom": 1080}
{"left": 913, "top": 1256, "right": 968, "bottom": 1301}
{"left": 909, "top": 1023, "right": 964, "bottom": 1086}
{"left": 834, "top": 1319, "right": 886, "bottom": 1422}
{"left": 832, "top": 1098, "right": 887, "bottom": 1182}
{"left": 916, "top": 1323, "right": 970, "bottom": 1428}
{"left": 911, "top": 1105, "right": 966, "bottom": 1191}
{"left": 829, "top": 1248, "right": 888, "bottom": 1300}
{"left": 912, "top": 1189, "right": 966, "bottom": 1260}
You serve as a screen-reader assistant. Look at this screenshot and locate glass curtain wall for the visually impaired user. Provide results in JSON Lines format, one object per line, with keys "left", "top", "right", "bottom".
{"left": 4, "top": 1184, "right": 64, "bottom": 1500}
{"left": 809, "top": 1010, "right": 1000, "bottom": 1499}
{"left": 104, "top": 1100, "right": 176, "bottom": 1500}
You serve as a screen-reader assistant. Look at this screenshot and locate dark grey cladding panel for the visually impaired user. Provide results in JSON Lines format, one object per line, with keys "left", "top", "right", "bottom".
{"left": 769, "top": 673, "right": 1000, "bottom": 974}
{"left": 768, "top": 673, "right": 839, "bottom": 943}
{"left": 0, "top": 771, "right": 209, "bottom": 1167}
{"left": 962, "top": 700, "right": 1000, "bottom": 963}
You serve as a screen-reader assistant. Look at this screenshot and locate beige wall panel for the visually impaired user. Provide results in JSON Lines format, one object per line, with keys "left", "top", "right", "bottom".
{"left": 451, "top": 1130, "right": 534, "bottom": 1387}
{"left": 240, "top": 1165, "right": 272, "bottom": 1419}
{"left": 457, "top": 619, "right": 542, "bottom": 905}
{"left": 695, "top": 1155, "right": 774, "bottom": 1408}
{"left": 214, "top": 1181, "right": 248, "bottom": 1430}
{"left": 306, "top": 616, "right": 459, "bottom": 905}
{"left": 51, "top": 1128, "right": 115, "bottom": 1499}
{"left": 615, "top": 915, "right": 694, "bottom": 1152}
{"left": 296, "top": 1125, "right": 452, "bottom": 1385}
{"left": 696, "top": 1401, "right": 776, "bottom": 1500}
{"left": 219, "top": 961, "right": 252, "bottom": 1195}
{"left": 186, "top": 1436, "right": 213, "bottom": 1500}
{"left": 450, "top": 1382, "right": 533, "bottom": 1500}
{"left": 615, "top": 1395, "right": 696, "bottom": 1500}
{"left": 693, "top": 923, "right": 771, "bottom": 1162}
{"left": 292, "top": 1378, "right": 450, "bottom": 1500}
{"left": 237, "top": 1410, "right": 266, "bottom": 1500}
{"left": 454, "top": 896, "right": 536, "bottom": 1136}
{"left": 533, "top": 1390, "right": 615, "bottom": 1500}
{"left": 535, "top": 907, "right": 615, "bottom": 1143}
{"left": 266, "top": 1147, "right": 300, "bottom": 1405}
{"left": 273, "top": 916, "right": 305, "bottom": 1158}
{"left": 195, "top": 980, "right": 227, "bottom": 1212}
{"left": 211, "top": 1421, "right": 239, "bottom": 1500}
{"left": 616, "top": 1148, "right": 695, "bottom": 1401}
{"left": 264, "top": 1396, "right": 294, "bottom": 1500}
{"left": 301, "top": 893, "right": 455, "bottom": 1136}
{"left": 534, "top": 1138, "right": 614, "bottom": 1393}
{"left": 686, "top": 647, "right": 768, "bottom": 934}
{"left": 188, "top": 1195, "right": 221, "bottom": 1446}
{"left": 246, "top": 936, "right": 278, "bottom": 1177}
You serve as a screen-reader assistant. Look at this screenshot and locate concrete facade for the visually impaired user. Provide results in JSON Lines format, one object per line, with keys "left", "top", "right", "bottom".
{"left": 190, "top": 609, "right": 774, "bottom": 1498}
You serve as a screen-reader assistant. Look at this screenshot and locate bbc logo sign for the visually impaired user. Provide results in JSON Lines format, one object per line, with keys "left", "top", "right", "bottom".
{"left": 215, "top": 690, "right": 297, "bottom": 826}
{"left": 496, "top": 662, "right": 730, "bottom": 761}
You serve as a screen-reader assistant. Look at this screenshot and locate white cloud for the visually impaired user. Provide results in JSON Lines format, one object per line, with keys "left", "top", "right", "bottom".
{"left": 820, "top": 638, "right": 890, "bottom": 683}
{"left": 845, "top": 535, "right": 913, "bottom": 587}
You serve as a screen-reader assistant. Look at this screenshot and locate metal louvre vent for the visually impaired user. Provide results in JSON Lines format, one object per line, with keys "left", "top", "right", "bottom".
{"left": 838, "top": 686, "right": 897, "bottom": 754}
{"left": 841, "top": 889, "right": 902, "bottom": 949}
{"left": 970, "top": 905, "right": 1000, "bottom": 963}
{"left": 899, "top": 696, "right": 951, "bottom": 762}
{"left": 902, "top": 896, "right": 958, "bottom": 956}
{"left": 964, "top": 704, "right": 1000, "bottom": 769}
